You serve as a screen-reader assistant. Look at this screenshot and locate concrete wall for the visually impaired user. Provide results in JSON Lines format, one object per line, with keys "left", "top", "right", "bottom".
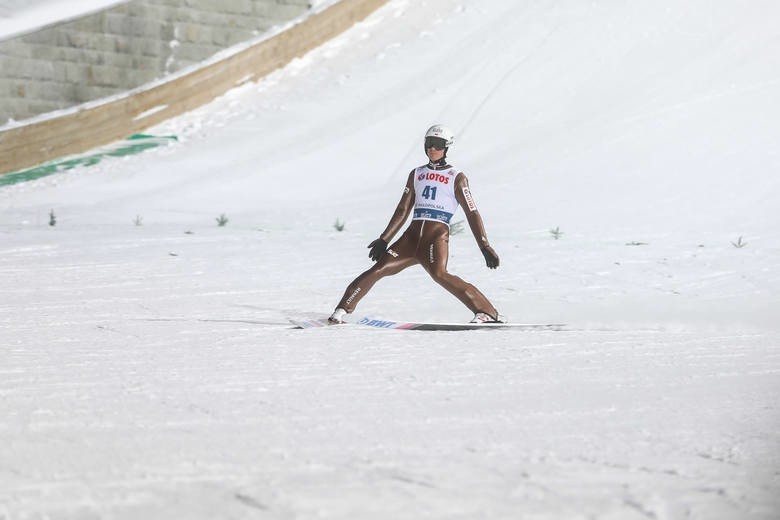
{"left": 0, "top": 0, "right": 311, "bottom": 123}
{"left": 0, "top": 0, "right": 389, "bottom": 175}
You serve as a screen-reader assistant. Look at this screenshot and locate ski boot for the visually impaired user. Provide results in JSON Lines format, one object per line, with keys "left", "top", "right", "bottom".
{"left": 470, "top": 312, "right": 507, "bottom": 324}
{"left": 328, "top": 308, "right": 348, "bottom": 324}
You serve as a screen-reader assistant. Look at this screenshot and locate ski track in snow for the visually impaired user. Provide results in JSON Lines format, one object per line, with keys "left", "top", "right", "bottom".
{"left": 1, "top": 0, "right": 780, "bottom": 518}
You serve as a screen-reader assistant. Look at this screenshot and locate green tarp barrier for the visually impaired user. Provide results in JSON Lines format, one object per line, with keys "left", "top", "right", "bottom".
{"left": 0, "top": 134, "right": 178, "bottom": 187}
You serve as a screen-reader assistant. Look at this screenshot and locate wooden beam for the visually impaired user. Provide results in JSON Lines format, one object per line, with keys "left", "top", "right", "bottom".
{"left": 0, "top": 0, "right": 389, "bottom": 175}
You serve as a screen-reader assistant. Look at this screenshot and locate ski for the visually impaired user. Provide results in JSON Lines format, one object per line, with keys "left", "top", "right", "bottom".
{"left": 355, "top": 317, "right": 565, "bottom": 331}
{"left": 288, "top": 318, "right": 345, "bottom": 329}
{"left": 290, "top": 317, "right": 565, "bottom": 331}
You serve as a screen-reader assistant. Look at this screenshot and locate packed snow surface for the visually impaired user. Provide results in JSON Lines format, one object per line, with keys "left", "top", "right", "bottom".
{"left": 1, "top": 0, "right": 779, "bottom": 518}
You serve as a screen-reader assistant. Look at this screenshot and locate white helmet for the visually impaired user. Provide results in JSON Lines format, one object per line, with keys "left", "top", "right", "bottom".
{"left": 425, "top": 124, "right": 455, "bottom": 147}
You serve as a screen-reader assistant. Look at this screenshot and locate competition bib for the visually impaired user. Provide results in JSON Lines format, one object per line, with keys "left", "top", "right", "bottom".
{"left": 412, "top": 165, "right": 460, "bottom": 224}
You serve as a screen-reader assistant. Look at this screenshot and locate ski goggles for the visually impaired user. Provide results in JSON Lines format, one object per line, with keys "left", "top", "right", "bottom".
{"left": 424, "top": 136, "right": 448, "bottom": 150}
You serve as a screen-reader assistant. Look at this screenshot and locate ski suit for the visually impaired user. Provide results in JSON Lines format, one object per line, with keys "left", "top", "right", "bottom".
{"left": 335, "top": 161, "right": 499, "bottom": 316}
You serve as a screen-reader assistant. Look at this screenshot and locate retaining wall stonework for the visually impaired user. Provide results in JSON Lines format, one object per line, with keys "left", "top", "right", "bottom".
{"left": 0, "top": 0, "right": 388, "bottom": 174}
{"left": 0, "top": 0, "right": 310, "bottom": 123}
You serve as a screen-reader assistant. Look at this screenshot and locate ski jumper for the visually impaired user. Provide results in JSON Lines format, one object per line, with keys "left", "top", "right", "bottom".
{"left": 335, "top": 161, "right": 498, "bottom": 316}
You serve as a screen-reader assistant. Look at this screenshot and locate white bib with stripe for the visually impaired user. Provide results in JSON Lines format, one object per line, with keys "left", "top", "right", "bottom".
{"left": 412, "top": 165, "right": 460, "bottom": 225}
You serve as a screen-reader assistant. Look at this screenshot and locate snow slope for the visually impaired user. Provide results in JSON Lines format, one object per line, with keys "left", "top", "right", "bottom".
{"left": 0, "top": 0, "right": 129, "bottom": 40}
{"left": 1, "top": 0, "right": 779, "bottom": 518}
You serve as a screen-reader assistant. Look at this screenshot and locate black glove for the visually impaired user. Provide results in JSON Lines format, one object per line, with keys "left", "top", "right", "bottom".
{"left": 368, "top": 238, "right": 388, "bottom": 262}
{"left": 481, "top": 246, "right": 499, "bottom": 269}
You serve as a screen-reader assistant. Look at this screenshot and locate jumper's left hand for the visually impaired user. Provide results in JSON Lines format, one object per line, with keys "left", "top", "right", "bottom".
{"left": 368, "top": 238, "right": 388, "bottom": 262}
{"left": 481, "top": 246, "right": 499, "bottom": 269}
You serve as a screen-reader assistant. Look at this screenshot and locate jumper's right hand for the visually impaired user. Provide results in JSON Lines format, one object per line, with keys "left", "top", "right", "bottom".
{"left": 481, "top": 246, "right": 500, "bottom": 269}
{"left": 368, "top": 238, "right": 388, "bottom": 262}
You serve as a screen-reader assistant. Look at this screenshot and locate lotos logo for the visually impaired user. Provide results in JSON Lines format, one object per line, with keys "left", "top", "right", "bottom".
{"left": 462, "top": 186, "right": 477, "bottom": 211}
{"left": 419, "top": 172, "right": 449, "bottom": 184}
